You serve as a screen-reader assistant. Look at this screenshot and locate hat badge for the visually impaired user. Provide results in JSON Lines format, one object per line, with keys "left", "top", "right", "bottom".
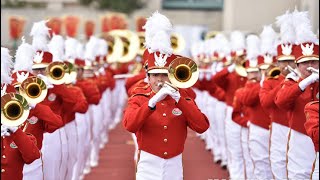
{"left": 281, "top": 43, "right": 293, "bottom": 56}
{"left": 263, "top": 54, "right": 273, "bottom": 64}
{"left": 301, "top": 43, "right": 314, "bottom": 56}
{"left": 33, "top": 51, "right": 44, "bottom": 63}
{"left": 154, "top": 53, "right": 168, "bottom": 67}
{"left": 17, "top": 71, "right": 29, "bottom": 84}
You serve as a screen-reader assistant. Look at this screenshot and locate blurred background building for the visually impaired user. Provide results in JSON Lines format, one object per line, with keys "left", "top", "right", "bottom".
{"left": 1, "top": 0, "right": 319, "bottom": 56}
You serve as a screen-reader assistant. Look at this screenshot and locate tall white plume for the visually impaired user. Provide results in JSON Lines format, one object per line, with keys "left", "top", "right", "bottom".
{"left": 30, "top": 20, "right": 50, "bottom": 51}
{"left": 14, "top": 36, "right": 35, "bottom": 72}
{"left": 230, "top": 31, "right": 246, "bottom": 51}
{"left": 84, "top": 36, "right": 100, "bottom": 61}
{"left": 260, "top": 25, "right": 278, "bottom": 56}
{"left": 1, "top": 47, "right": 14, "bottom": 84}
{"left": 292, "top": 9, "right": 318, "bottom": 44}
{"left": 149, "top": 30, "right": 173, "bottom": 55}
{"left": 65, "top": 37, "right": 79, "bottom": 59}
{"left": 143, "top": 11, "right": 173, "bottom": 49}
{"left": 275, "top": 10, "right": 296, "bottom": 44}
{"left": 98, "top": 39, "right": 108, "bottom": 56}
{"left": 48, "top": 34, "right": 65, "bottom": 62}
{"left": 246, "top": 35, "right": 261, "bottom": 61}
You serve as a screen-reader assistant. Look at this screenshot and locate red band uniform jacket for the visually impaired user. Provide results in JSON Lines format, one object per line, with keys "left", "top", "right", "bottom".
{"left": 275, "top": 79, "right": 319, "bottom": 135}
{"left": 304, "top": 101, "right": 319, "bottom": 152}
{"left": 1, "top": 129, "right": 41, "bottom": 180}
{"left": 122, "top": 85, "right": 209, "bottom": 159}
{"left": 259, "top": 75, "right": 289, "bottom": 127}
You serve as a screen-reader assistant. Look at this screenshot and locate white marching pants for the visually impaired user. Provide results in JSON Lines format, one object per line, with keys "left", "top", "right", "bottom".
{"left": 225, "top": 106, "right": 245, "bottom": 179}
{"left": 287, "top": 129, "right": 316, "bottom": 179}
{"left": 311, "top": 152, "right": 319, "bottom": 180}
{"left": 64, "top": 121, "right": 78, "bottom": 180}
{"left": 72, "top": 113, "right": 87, "bottom": 180}
{"left": 240, "top": 127, "right": 254, "bottom": 180}
{"left": 136, "top": 151, "right": 183, "bottom": 180}
{"left": 216, "top": 101, "right": 227, "bottom": 166}
{"left": 58, "top": 128, "right": 68, "bottom": 180}
{"left": 90, "top": 103, "right": 103, "bottom": 167}
{"left": 248, "top": 123, "right": 273, "bottom": 180}
{"left": 23, "top": 158, "right": 43, "bottom": 180}
{"left": 269, "top": 122, "right": 290, "bottom": 180}
{"left": 41, "top": 130, "right": 62, "bottom": 180}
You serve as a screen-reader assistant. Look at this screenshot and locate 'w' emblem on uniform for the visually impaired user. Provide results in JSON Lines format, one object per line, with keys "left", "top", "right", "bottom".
{"left": 154, "top": 53, "right": 168, "bottom": 67}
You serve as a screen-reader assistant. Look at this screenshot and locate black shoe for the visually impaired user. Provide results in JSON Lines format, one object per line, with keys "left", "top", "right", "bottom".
{"left": 215, "top": 160, "right": 222, "bottom": 164}
{"left": 221, "top": 165, "right": 227, "bottom": 170}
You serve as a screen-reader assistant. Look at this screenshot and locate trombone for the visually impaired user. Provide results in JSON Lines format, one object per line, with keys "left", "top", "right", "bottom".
{"left": 1, "top": 93, "right": 30, "bottom": 127}
{"left": 46, "top": 61, "right": 69, "bottom": 85}
{"left": 19, "top": 76, "right": 48, "bottom": 104}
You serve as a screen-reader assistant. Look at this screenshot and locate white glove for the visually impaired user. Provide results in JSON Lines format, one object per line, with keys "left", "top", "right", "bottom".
{"left": 37, "top": 74, "right": 54, "bottom": 89}
{"left": 216, "top": 62, "right": 224, "bottom": 72}
{"left": 163, "top": 83, "right": 181, "bottom": 103}
{"left": 99, "top": 67, "right": 106, "bottom": 75}
{"left": 205, "top": 72, "right": 212, "bottom": 81}
{"left": 227, "top": 63, "right": 236, "bottom": 73}
{"left": 299, "top": 73, "right": 319, "bottom": 91}
{"left": 29, "top": 103, "right": 37, "bottom": 110}
{"left": 285, "top": 71, "right": 299, "bottom": 82}
{"left": 1, "top": 125, "right": 18, "bottom": 136}
{"left": 247, "top": 121, "right": 251, "bottom": 127}
{"left": 148, "top": 86, "right": 171, "bottom": 108}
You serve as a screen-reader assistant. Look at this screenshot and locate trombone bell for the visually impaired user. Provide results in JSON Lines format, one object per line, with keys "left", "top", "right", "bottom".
{"left": 1, "top": 93, "right": 30, "bottom": 127}
{"left": 19, "top": 77, "right": 48, "bottom": 104}
{"left": 46, "top": 62, "right": 69, "bottom": 85}
{"left": 168, "top": 57, "right": 199, "bottom": 88}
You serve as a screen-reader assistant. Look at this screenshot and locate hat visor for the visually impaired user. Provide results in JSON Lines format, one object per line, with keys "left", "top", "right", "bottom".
{"left": 277, "top": 55, "right": 295, "bottom": 61}
{"left": 246, "top": 67, "right": 260, "bottom": 73}
{"left": 32, "top": 63, "right": 48, "bottom": 69}
{"left": 296, "top": 56, "right": 319, "bottom": 64}
{"left": 148, "top": 68, "right": 168, "bottom": 74}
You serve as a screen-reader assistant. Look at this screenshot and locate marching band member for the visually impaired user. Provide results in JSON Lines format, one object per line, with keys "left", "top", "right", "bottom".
{"left": 238, "top": 35, "right": 273, "bottom": 179}
{"left": 259, "top": 11, "right": 296, "bottom": 179}
{"left": 122, "top": 11, "right": 209, "bottom": 180}
{"left": 10, "top": 38, "right": 64, "bottom": 180}
{"left": 275, "top": 9, "right": 319, "bottom": 180}
{"left": 1, "top": 47, "right": 41, "bottom": 180}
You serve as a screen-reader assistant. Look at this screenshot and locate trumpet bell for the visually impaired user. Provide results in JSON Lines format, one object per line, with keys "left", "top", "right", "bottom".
{"left": 19, "top": 77, "right": 48, "bottom": 104}
{"left": 266, "top": 64, "right": 281, "bottom": 78}
{"left": 171, "top": 33, "right": 186, "bottom": 55}
{"left": 46, "top": 62, "right": 69, "bottom": 85}
{"left": 1, "top": 93, "right": 29, "bottom": 127}
{"left": 235, "top": 64, "right": 248, "bottom": 77}
{"left": 168, "top": 57, "right": 199, "bottom": 88}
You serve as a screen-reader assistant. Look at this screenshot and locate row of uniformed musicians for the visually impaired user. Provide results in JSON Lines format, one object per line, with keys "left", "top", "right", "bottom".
{"left": 185, "top": 9, "right": 318, "bottom": 180}
{"left": 1, "top": 20, "right": 129, "bottom": 180}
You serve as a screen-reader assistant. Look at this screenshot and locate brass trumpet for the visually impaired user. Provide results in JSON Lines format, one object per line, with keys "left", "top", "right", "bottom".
{"left": 1, "top": 93, "right": 30, "bottom": 127}
{"left": 265, "top": 64, "right": 281, "bottom": 78}
{"left": 168, "top": 57, "right": 199, "bottom": 88}
{"left": 235, "top": 59, "right": 248, "bottom": 77}
{"left": 46, "top": 61, "right": 69, "bottom": 85}
{"left": 137, "top": 31, "right": 145, "bottom": 56}
{"left": 19, "top": 76, "right": 48, "bottom": 104}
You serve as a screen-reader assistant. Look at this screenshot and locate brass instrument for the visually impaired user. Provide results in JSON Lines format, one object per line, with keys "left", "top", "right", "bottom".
{"left": 19, "top": 76, "right": 48, "bottom": 104}
{"left": 64, "top": 61, "right": 78, "bottom": 84}
{"left": 168, "top": 57, "right": 199, "bottom": 88}
{"left": 205, "top": 31, "right": 220, "bottom": 40}
{"left": 46, "top": 61, "right": 69, "bottom": 85}
{"left": 1, "top": 93, "right": 30, "bottom": 127}
{"left": 171, "top": 33, "right": 186, "bottom": 55}
{"left": 104, "top": 34, "right": 124, "bottom": 64}
{"left": 108, "top": 30, "right": 139, "bottom": 63}
{"left": 137, "top": 32, "right": 145, "bottom": 56}
{"left": 235, "top": 59, "right": 248, "bottom": 77}
{"left": 265, "top": 64, "right": 281, "bottom": 78}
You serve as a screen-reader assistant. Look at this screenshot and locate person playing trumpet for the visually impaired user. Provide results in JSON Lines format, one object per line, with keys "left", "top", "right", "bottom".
{"left": 275, "top": 9, "right": 319, "bottom": 180}
{"left": 122, "top": 11, "right": 209, "bottom": 180}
